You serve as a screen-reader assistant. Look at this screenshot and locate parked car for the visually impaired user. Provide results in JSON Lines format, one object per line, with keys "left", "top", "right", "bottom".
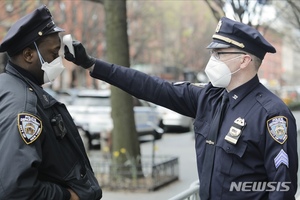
{"left": 43, "top": 87, "right": 78, "bottom": 105}
{"left": 66, "top": 89, "right": 164, "bottom": 150}
{"left": 55, "top": 88, "right": 79, "bottom": 105}
{"left": 154, "top": 105, "right": 194, "bottom": 132}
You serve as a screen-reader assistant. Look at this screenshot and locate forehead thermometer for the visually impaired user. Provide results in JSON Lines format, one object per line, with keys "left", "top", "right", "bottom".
{"left": 63, "top": 34, "right": 75, "bottom": 57}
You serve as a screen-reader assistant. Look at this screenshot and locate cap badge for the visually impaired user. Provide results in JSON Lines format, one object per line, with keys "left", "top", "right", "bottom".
{"left": 267, "top": 116, "right": 288, "bottom": 144}
{"left": 18, "top": 113, "right": 42, "bottom": 144}
{"left": 215, "top": 20, "right": 222, "bottom": 33}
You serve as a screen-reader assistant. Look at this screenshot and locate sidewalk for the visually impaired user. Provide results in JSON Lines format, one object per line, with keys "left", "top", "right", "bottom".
{"left": 97, "top": 132, "right": 198, "bottom": 200}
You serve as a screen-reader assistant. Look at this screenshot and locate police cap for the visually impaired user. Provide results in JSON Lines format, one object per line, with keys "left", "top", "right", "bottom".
{"left": 0, "top": 5, "right": 64, "bottom": 57}
{"left": 207, "top": 17, "right": 276, "bottom": 60}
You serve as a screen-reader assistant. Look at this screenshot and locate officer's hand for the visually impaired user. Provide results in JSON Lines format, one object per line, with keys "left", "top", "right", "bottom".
{"left": 64, "top": 41, "right": 96, "bottom": 69}
{"left": 67, "top": 189, "right": 79, "bottom": 200}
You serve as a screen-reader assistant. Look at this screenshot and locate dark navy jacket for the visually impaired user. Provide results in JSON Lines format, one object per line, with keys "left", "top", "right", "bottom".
{"left": 90, "top": 59, "right": 298, "bottom": 200}
{"left": 0, "top": 63, "right": 102, "bottom": 200}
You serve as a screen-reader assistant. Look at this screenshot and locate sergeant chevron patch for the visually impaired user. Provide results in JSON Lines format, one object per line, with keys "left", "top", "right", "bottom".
{"left": 18, "top": 113, "right": 42, "bottom": 144}
{"left": 274, "top": 149, "right": 289, "bottom": 169}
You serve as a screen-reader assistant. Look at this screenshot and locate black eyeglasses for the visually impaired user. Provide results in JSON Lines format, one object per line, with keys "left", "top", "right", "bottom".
{"left": 210, "top": 50, "right": 246, "bottom": 60}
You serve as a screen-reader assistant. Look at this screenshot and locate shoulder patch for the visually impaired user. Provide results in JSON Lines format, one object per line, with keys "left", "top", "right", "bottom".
{"left": 267, "top": 116, "right": 288, "bottom": 144}
{"left": 18, "top": 113, "right": 42, "bottom": 144}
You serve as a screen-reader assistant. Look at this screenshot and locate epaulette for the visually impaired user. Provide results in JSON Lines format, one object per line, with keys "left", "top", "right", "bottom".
{"left": 25, "top": 86, "right": 38, "bottom": 114}
{"left": 256, "top": 92, "right": 279, "bottom": 116}
{"left": 173, "top": 81, "right": 187, "bottom": 86}
{"left": 191, "top": 83, "right": 208, "bottom": 88}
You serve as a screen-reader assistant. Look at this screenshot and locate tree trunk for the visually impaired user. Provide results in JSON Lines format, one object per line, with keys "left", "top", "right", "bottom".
{"left": 104, "top": 0, "right": 142, "bottom": 177}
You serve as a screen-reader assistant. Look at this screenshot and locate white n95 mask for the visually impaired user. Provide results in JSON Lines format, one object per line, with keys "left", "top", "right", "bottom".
{"left": 41, "top": 56, "right": 65, "bottom": 83}
{"left": 34, "top": 42, "right": 65, "bottom": 84}
{"left": 204, "top": 56, "right": 241, "bottom": 88}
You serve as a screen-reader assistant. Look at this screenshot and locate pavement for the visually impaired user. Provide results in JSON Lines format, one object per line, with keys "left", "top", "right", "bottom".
{"left": 94, "top": 131, "right": 198, "bottom": 200}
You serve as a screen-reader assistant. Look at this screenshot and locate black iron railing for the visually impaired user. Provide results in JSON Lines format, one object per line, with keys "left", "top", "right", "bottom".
{"left": 89, "top": 154, "right": 179, "bottom": 191}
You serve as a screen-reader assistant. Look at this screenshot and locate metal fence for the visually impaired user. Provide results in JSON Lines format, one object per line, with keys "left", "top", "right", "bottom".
{"left": 89, "top": 154, "right": 179, "bottom": 191}
{"left": 168, "top": 180, "right": 200, "bottom": 200}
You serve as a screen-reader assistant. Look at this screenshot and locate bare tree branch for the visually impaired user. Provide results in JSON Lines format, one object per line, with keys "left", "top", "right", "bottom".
{"left": 204, "top": 0, "right": 225, "bottom": 21}
{"left": 85, "top": 0, "right": 103, "bottom": 4}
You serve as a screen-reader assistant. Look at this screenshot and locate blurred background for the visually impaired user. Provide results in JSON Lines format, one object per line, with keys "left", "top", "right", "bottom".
{"left": 0, "top": 0, "right": 300, "bottom": 104}
{"left": 1, "top": 1, "right": 300, "bottom": 199}
{"left": 1, "top": 0, "right": 300, "bottom": 103}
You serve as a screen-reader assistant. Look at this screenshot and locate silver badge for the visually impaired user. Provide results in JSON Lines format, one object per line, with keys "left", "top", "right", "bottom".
{"left": 225, "top": 117, "right": 246, "bottom": 145}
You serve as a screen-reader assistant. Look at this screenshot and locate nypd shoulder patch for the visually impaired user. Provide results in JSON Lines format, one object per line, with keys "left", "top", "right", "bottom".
{"left": 18, "top": 113, "right": 42, "bottom": 144}
{"left": 267, "top": 116, "right": 288, "bottom": 144}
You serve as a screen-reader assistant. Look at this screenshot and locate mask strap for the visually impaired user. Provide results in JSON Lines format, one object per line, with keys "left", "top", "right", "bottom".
{"left": 218, "top": 55, "right": 242, "bottom": 75}
{"left": 231, "top": 67, "right": 241, "bottom": 75}
{"left": 33, "top": 42, "right": 45, "bottom": 64}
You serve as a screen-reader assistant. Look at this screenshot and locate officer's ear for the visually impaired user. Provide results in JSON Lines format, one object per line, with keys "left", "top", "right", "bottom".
{"left": 23, "top": 47, "right": 34, "bottom": 63}
{"left": 240, "top": 54, "right": 252, "bottom": 69}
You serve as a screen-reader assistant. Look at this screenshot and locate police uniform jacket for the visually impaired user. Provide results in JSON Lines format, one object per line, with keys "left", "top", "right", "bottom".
{"left": 90, "top": 60, "right": 298, "bottom": 200}
{"left": 0, "top": 63, "right": 102, "bottom": 200}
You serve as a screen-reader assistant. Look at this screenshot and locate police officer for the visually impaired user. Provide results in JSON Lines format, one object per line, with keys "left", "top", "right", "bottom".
{"left": 0, "top": 5, "right": 102, "bottom": 200}
{"left": 64, "top": 17, "right": 298, "bottom": 199}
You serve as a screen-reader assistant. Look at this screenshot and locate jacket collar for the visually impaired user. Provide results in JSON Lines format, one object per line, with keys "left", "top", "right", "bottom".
{"left": 228, "top": 75, "right": 260, "bottom": 108}
{"left": 5, "top": 63, "right": 58, "bottom": 108}
{"left": 8, "top": 60, "right": 41, "bottom": 85}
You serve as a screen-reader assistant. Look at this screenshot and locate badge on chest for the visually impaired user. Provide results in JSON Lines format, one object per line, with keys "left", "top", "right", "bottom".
{"left": 225, "top": 117, "right": 246, "bottom": 145}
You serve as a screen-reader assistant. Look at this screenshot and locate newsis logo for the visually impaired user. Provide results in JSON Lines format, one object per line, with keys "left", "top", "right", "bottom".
{"left": 230, "top": 182, "right": 291, "bottom": 192}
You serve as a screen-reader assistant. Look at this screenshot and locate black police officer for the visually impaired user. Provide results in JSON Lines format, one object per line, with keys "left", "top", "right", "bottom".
{"left": 65, "top": 17, "right": 298, "bottom": 200}
{"left": 0, "top": 5, "right": 102, "bottom": 200}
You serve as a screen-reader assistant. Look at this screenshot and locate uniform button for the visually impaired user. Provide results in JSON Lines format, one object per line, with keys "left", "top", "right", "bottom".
{"left": 226, "top": 147, "right": 230, "bottom": 151}
{"left": 80, "top": 173, "right": 84, "bottom": 178}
